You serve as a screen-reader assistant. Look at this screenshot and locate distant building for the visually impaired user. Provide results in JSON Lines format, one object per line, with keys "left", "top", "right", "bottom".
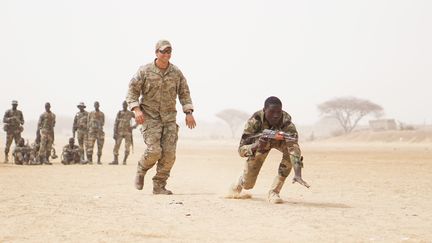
{"left": 369, "top": 119, "right": 397, "bottom": 131}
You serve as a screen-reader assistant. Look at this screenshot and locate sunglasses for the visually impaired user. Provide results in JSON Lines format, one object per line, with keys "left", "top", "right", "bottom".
{"left": 158, "top": 49, "right": 172, "bottom": 54}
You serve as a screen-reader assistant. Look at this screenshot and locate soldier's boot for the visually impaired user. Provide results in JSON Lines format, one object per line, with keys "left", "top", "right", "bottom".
{"left": 268, "top": 176, "right": 286, "bottom": 204}
{"left": 227, "top": 176, "right": 243, "bottom": 198}
{"left": 97, "top": 155, "right": 102, "bottom": 165}
{"left": 4, "top": 152, "right": 9, "bottom": 163}
{"left": 109, "top": 155, "right": 119, "bottom": 165}
{"left": 87, "top": 153, "right": 93, "bottom": 164}
{"left": 153, "top": 181, "right": 173, "bottom": 195}
{"left": 41, "top": 156, "right": 52, "bottom": 165}
{"left": 135, "top": 171, "right": 146, "bottom": 190}
{"left": 122, "top": 152, "right": 129, "bottom": 165}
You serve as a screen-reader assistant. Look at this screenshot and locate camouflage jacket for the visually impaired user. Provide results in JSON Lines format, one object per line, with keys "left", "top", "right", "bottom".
{"left": 62, "top": 144, "right": 80, "bottom": 154}
{"left": 126, "top": 60, "right": 194, "bottom": 123}
{"left": 114, "top": 110, "right": 134, "bottom": 135}
{"left": 13, "top": 144, "right": 31, "bottom": 155}
{"left": 38, "top": 111, "right": 56, "bottom": 133}
{"left": 87, "top": 110, "right": 104, "bottom": 133}
{"left": 3, "top": 109, "right": 24, "bottom": 131}
{"left": 73, "top": 111, "right": 89, "bottom": 132}
{"left": 238, "top": 110, "right": 300, "bottom": 157}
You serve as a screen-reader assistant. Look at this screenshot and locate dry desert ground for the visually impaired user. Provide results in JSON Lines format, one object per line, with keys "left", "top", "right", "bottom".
{"left": 1, "top": 138, "right": 432, "bottom": 242}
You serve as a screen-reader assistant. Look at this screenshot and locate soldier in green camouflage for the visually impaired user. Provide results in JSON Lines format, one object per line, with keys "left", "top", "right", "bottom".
{"left": 37, "top": 102, "right": 56, "bottom": 165}
{"left": 61, "top": 137, "right": 81, "bottom": 165}
{"left": 126, "top": 40, "right": 196, "bottom": 195}
{"left": 73, "top": 102, "right": 88, "bottom": 162}
{"left": 3, "top": 100, "right": 24, "bottom": 163}
{"left": 227, "top": 96, "right": 310, "bottom": 204}
{"left": 86, "top": 101, "right": 105, "bottom": 164}
{"left": 110, "top": 101, "right": 136, "bottom": 165}
{"left": 12, "top": 138, "right": 31, "bottom": 165}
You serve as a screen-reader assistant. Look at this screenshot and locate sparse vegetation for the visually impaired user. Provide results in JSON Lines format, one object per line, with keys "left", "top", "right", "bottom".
{"left": 318, "top": 97, "right": 383, "bottom": 134}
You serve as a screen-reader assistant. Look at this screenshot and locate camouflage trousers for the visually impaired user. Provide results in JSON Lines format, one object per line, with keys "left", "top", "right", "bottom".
{"left": 38, "top": 131, "right": 54, "bottom": 162}
{"left": 13, "top": 151, "right": 31, "bottom": 165}
{"left": 62, "top": 151, "right": 80, "bottom": 164}
{"left": 76, "top": 130, "right": 87, "bottom": 159}
{"left": 87, "top": 131, "right": 104, "bottom": 157}
{"left": 4, "top": 130, "right": 21, "bottom": 154}
{"left": 239, "top": 141, "right": 302, "bottom": 190}
{"left": 137, "top": 119, "right": 179, "bottom": 187}
{"left": 113, "top": 132, "right": 132, "bottom": 156}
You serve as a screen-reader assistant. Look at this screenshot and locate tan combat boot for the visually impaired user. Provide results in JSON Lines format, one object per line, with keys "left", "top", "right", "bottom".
{"left": 268, "top": 176, "right": 286, "bottom": 204}
{"left": 153, "top": 182, "right": 173, "bottom": 195}
{"left": 135, "top": 172, "right": 145, "bottom": 190}
{"left": 226, "top": 176, "right": 243, "bottom": 199}
{"left": 109, "top": 155, "right": 118, "bottom": 165}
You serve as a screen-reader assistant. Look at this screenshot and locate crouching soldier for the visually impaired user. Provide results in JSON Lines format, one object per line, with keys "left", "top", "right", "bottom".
{"left": 12, "top": 138, "right": 31, "bottom": 165}
{"left": 61, "top": 138, "right": 81, "bottom": 165}
{"left": 227, "top": 96, "right": 310, "bottom": 204}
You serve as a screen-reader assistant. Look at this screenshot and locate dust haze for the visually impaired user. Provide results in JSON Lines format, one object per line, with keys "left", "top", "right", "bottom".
{"left": 1, "top": 0, "right": 432, "bottom": 242}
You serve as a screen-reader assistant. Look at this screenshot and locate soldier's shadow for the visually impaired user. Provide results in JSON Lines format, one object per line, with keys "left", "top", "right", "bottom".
{"left": 249, "top": 197, "right": 351, "bottom": 208}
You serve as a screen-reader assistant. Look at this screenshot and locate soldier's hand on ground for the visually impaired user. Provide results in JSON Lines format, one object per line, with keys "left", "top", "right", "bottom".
{"left": 185, "top": 114, "right": 196, "bottom": 129}
{"left": 292, "top": 176, "right": 310, "bottom": 188}
{"left": 133, "top": 108, "right": 145, "bottom": 124}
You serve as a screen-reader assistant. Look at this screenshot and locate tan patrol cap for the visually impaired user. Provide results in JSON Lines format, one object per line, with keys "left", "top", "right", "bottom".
{"left": 155, "top": 40, "right": 172, "bottom": 51}
{"left": 11, "top": 100, "right": 18, "bottom": 105}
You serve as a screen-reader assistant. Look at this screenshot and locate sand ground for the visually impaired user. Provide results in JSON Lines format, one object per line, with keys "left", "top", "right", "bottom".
{"left": 1, "top": 139, "right": 432, "bottom": 242}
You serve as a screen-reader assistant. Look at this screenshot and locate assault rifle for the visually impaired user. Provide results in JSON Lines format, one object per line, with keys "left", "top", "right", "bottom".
{"left": 260, "top": 129, "right": 298, "bottom": 142}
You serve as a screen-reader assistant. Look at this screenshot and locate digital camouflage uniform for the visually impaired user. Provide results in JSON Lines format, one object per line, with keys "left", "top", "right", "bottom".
{"left": 37, "top": 111, "right": 56, "bottom": 163}
{"left": 126, "top": 60, "right": 193, "bottom": 190}
{"left": 3, "top": 108, "right": 24, "bottom": 161}
{"left": 112, "top": 109, "right": 135, "bottom": 162}
{"left": 86, "top": 110, "right": 105, "bottom": 163}
{"left": 61, "top": 144, "right": 80, "bottom": 165}
{"left": 237, "top": 110, "right": 302, "bottom": 195}
{"left": 73, "top": 111, "right": 88, "bottom": 160}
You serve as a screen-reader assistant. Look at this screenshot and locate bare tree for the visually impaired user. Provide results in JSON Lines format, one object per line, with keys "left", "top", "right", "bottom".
{"left": 216, "top": 109, "right": 250, "bottom": 138}
{"left": 317, "top": 97, "right": 383, "bottom": 134}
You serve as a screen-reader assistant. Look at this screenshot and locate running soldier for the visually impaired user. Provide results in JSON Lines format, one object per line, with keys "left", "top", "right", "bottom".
{"left": 110, "top": 101, "right": 136, "bottom": 165}
{"left": 37, "top": 102, "right": 56, "bottom": 165}
{"left": 72, "top": 102, "right": 88, "bottom": 161}
{"left": 3, "top": 100, "right": 24, "bottom": 163}
{"left": 86, "top": 101, "right": 105, "bottom": 164}
{"left": 126, "top": 40, "right": 196, "bottom": 194}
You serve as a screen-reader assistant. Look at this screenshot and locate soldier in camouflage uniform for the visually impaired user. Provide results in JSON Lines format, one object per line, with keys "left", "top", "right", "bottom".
{"left": 12, "top": 138, "right": 31, "bottom": 165}
{"left": 37, "top": 102, "right": 56, "bottom": 165}
{"left": 61, "top": 137, "right": 81, "bottom": 165}
{"left": 86, "top": 101, "right": 105, "bottom": 164}
{"left": 126, "top": 40, "right": 196, "bottom": 195}
{"left": 73, "top": 102, "right": 88, "bottom": 161}
{"left": 3, "top": 100, "right": 24, "bottom": 163}
{"left": 110, "top": 101, "right": 136, "bottom": 165}
{"left": 228, "top": 96, "right": 310, "bottom": 204}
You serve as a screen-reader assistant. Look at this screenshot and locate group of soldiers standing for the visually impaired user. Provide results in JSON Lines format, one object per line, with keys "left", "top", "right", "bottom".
{"left": 2, "top": 100, "right": 136, "bottom": 166}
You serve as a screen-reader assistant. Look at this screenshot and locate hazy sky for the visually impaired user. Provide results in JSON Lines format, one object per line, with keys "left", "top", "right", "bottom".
{"left": 1, "top": 0, "right": 431, "bottom": 125}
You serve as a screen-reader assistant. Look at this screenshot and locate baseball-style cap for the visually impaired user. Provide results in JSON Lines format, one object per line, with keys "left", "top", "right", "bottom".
{"left": 155, "top": 40, "right": 172, "bottom": 51}
{"left": 77, "top": 102, "right": 86, "bottom": 108}
{"left": 11, "top": 100, "right": 18, "bottom": 105}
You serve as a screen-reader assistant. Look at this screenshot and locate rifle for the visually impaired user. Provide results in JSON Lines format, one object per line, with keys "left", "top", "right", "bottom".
{"left": 259, "top": 129, "right": 298, "bottom": 142}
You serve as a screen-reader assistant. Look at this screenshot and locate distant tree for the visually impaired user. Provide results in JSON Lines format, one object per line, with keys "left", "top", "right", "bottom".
{"left": 216, "top": 109, "right": 250, "bottom": 138}
{"left": 317, "top": 97, "right": 384, "bottom": 134}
